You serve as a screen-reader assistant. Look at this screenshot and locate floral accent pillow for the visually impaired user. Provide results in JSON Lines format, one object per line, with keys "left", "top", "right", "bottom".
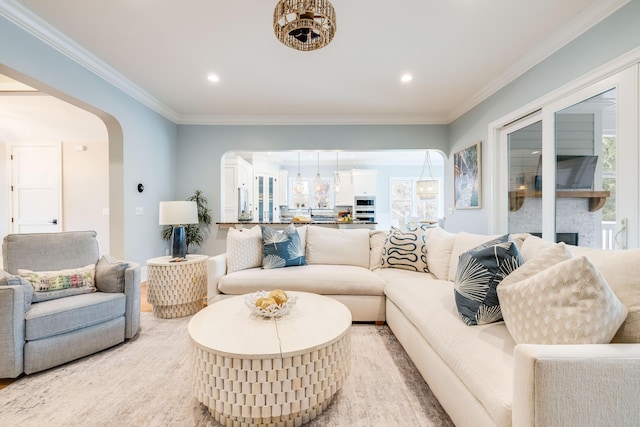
{"left": 261, "top": 224, "right": 306, "bottom": 269}
{"left": 18, "top": 264, "right": 96, "bottom": 292}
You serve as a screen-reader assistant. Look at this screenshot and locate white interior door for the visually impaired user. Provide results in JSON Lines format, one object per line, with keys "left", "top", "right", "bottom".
{"left": 11, "top": 143, "right": 62, "bottom": 233}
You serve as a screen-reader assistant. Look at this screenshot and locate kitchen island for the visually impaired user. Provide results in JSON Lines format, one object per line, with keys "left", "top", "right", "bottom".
{"left": 216, "top": 221, "right": 377, "bottom": 230}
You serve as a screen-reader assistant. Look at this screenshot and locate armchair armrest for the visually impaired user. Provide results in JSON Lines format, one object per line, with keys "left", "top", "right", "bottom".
{"left": 0, "top": 285, "right": 26, "bottom": 378}
{"left": 207, "top": 254, "right": 227, "bottom": 304}
{"left": 123, "top": 261, "right": 141, "bottom": 339}
{"left": 513, "top": 343, "right": 640, "bottom": 427}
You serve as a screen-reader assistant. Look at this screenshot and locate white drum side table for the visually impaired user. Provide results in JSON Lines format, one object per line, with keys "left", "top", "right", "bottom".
{"left": 146, "top": 254, "right": 208, "bottom": 318}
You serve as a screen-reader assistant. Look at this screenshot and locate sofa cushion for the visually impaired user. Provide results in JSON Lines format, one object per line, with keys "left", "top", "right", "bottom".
{"left": 499, "top": 256, "right": 628, "bottom": 345}
{"left": 261, "top": 224, "right": 306, "bottom": 269}
{"left": 226, "top": 225, "right": 263, "bottom": 273}
{"left": 18, "top": 264, "right": 96, "bottom": 292}
{"left": 0, "top": 270, "right": 33, "bottom": 311}
{"left": 2, "top": 230, "right": 100, "bottom": 275}
{"left": 384, "top": 276, "right": 515, "bottom": 427}
{"left": 425, "top": 227, "right": 456, "bottom": 280}
{"left": 95, "top": 255, "right": 129, "bottom": 293}
{"left": 218, "top": 264, "right": 385, "bottom": 296}
{"left": 454, "top": 237, "right": 522, "bottom": 325}
{"left": 25, "top": 292, "right": 126, "bottom": 341}
{"left": 448, "top": 232, "right": 503, "bottom": 282}
{"left": 369, "top": 229, "right": 388, "bottom": 270}
{"left": 305, "top": 226, "right": 370, "bottom": 268}
{"left": 519, "top": 234, "right": 553, "bottom": 261}
{"left": 381, "top": 226, "right": 430, "bottom": 273}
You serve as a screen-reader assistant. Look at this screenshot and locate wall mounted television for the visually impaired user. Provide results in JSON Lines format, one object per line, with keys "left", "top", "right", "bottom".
{"left": 534, "top": 155, "right": 598, "bottom": 191}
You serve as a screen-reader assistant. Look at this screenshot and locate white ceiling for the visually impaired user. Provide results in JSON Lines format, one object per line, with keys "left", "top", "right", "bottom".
{"left": 0, "top": 0, "right": 627, "bottom": 126}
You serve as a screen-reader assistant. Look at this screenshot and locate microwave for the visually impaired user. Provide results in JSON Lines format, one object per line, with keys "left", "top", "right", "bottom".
{"left": 354, "top": 196, "right": 375, "bottom": 207}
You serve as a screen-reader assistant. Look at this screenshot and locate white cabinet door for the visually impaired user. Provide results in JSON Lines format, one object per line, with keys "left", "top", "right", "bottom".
{"left": 334, "top": 171, "right": 354, "bottom": 206}
{"left": 224, "top": 156, "right": 253, "bottom": 221}
{"left": 352, "top": 169, "right": 377, "bottom": 196}
{"left": 278, "top": 170, "right": 288, "bottom": 206}
{"left": 254, "top": 173, "right": 277, "bottom": 222}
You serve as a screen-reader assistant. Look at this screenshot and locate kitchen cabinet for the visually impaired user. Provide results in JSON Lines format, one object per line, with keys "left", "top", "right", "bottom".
{"left": 278, "top": 170, "right": 288, "bottom": 206}
{"left": 224, "top": 156, "right": 253, "bottom": 221}
{"left": 351, "top": 169, "right": 377, "bottom": 196}
{"left": 254, "top": 173, "right": 277, "bottom": 222}
{"left": 334, "top": 171, "right": 354, "bottom": 207}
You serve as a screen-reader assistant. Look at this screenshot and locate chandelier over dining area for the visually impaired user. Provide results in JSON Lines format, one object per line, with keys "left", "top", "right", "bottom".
{"left": 273, "top": 0, "right": 337, "bottom": 51}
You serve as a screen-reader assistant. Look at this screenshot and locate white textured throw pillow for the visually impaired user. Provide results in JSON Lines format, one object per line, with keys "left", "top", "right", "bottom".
{"left": 499, "top": 242, "right": 572, "bottom": 288}
{"left": 226, "top": 225, "right": 263, "bottom": 273}
{"left": 499, "top": 256, "right": 628, "bottom": 345}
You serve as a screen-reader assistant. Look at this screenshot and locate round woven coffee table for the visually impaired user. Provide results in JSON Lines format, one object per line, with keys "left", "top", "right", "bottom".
{"left": 189, "top": 291, "right": 351, "bottom": 426}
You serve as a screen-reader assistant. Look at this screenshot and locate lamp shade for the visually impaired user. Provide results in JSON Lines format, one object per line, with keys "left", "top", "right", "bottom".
{"left": 159, "top": 201, "right": 198, "bottom": 225}
{"left": 416, "top": 180, "right": 439, "bottom": 200}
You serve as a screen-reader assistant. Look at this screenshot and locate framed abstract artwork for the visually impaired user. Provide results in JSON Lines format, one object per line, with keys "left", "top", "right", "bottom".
{"left": 454, "top": 142, "right": 482, "bottom": 209}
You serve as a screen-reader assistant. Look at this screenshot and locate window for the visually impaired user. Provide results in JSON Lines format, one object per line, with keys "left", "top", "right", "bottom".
{"left": 289, "top": 178, "right": 335, "bottom": 209}
{"left": 290, "top": 180, "right": 309, "bottom": 209}
{"left": 390, "top": 178, "right": 440, "bottom": 226}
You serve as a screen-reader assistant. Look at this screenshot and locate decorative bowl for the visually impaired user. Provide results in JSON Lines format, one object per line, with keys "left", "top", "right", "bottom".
{"left": 244, "top": 291, "right": 297, "bottom": 318}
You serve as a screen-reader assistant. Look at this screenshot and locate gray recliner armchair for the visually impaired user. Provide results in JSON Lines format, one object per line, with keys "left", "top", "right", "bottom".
{"left": 0, "top": 231, "right": 141, "bottom": 378}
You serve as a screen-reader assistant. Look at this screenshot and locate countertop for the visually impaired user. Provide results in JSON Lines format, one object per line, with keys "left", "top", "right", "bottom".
{"left": 217, "top": 221, "right": 377, "bottom": 225}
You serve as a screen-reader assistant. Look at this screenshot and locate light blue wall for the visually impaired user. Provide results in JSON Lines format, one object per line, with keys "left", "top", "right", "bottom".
{"left": 0, "top": 15, "right": 178, "bottom": 264}
{"left": 176, "top": 125, "right": 448, "bottom": 254}
{"left": 446, "top": 0, "right": 640, "bottom": 234}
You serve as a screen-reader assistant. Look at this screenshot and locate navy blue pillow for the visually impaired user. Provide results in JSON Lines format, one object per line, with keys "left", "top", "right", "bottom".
{"left": 261, "top": 224, "right": 306, "bottom": 269}
{"left": 454, "top": 236, "right": 523, "bottom": 326}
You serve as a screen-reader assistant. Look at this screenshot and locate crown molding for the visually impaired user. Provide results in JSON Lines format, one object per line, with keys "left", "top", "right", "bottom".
{"left": 445, "top": 0, "right": 630, "bottom": 123}
{"left": 176, "top": 113, "right": 449, "bottom": 126}
{"left": 0, "top": 0, "right": 180, "bottom": 122}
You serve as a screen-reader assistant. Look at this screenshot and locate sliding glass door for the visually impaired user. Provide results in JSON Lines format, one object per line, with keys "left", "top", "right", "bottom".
{"left": 500, "top": 64, "right": 638, "bottom": 250}
{"left": 542, "top": 65, "right": 638, "bottom": 249}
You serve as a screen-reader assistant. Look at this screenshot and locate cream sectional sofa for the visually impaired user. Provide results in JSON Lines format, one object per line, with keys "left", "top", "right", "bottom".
{"left": 208, "top": 225, "right": 640, "bottom": 427}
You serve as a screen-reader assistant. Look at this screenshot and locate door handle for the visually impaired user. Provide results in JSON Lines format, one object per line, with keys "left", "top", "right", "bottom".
{"left": 615, "top": 217, "right": 628, "bottom": 250}
{"left": 50, "top": 219, "right": 58, "bottom": 225}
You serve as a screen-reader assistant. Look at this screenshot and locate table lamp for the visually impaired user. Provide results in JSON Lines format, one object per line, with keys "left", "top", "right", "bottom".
{"left": 159, "top": 201, "right": 199, "bottom": 260}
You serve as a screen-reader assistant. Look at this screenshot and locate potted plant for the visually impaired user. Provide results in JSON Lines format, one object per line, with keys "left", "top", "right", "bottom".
{"left": 161, "top": 190, "right": 212, "bottom": 253}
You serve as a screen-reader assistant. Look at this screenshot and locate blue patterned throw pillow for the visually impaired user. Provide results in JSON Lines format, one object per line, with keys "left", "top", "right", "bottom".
{"left": 261, "top": 224, "right": 306, "bottom": 269}
{"left": 454, "top": 235, "right": 523, "bottom": 326}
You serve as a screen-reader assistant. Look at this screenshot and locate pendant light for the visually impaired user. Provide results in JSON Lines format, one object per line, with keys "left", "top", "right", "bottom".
{"left": 292, "top": 151, "right": 305, "bottom": 195}
{"left": 416, "top": 150, "right": 439, "bottom": 200}
{"left": 314, "top": 152, "right": 323, "bottom": 192}
{"left": 334, "top": 152, "right": 342, "bottom": 193}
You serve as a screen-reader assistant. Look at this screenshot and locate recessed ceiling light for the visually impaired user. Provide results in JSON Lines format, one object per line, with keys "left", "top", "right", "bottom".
{"left": 401, "top": 74, "right": 413, "bottom": 83}
{"left": 207, "top": 74, "right": 220, "bottom": 83}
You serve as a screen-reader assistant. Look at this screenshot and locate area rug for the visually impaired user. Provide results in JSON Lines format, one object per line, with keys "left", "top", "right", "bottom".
{"left": 0, "top": 313, "right": 454, "bottom": 427}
